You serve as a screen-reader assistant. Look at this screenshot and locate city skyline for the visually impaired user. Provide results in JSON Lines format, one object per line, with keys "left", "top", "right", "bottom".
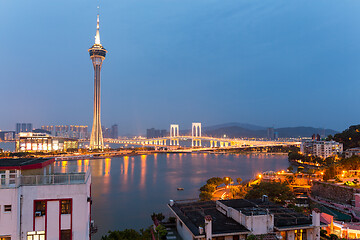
{"left": 1, "top": 0, "right": 360, "bottom": 134}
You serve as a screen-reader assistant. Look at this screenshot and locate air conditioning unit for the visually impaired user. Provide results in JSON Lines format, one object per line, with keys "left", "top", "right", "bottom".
{"left": 35, "top": 211, "right": 42, "bottom": 217}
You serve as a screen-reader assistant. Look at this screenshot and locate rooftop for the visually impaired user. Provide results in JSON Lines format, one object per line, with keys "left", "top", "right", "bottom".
{"left": 0, "top": 168, "right": 90, "bottom": 189}
{"left": 0, "top": 158, "right": 54, "bottom": 170}
{"left": 219, "top": 199, "right": 312, "bottom": 228}
{"left": 169, "top": 200, "right": 250, "bottom": 237}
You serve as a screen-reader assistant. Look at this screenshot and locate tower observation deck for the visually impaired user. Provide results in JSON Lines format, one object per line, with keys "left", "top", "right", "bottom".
{"left": 89, "top": 13, "right": 107, "bottom": 150}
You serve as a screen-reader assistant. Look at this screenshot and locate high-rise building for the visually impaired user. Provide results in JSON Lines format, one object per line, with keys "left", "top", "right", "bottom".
{"left": 41, "top": 125, "right": 89, "bottom": 139}
{"left": 89, "top": 12, "right": 107, "bottom": 150}
{"left": 111, "top": 124, "right": 118, "bottom": 139}
{"left": 0, "top": 131, "right": 15, "bottom": 141}
{"left": 15, "top": 123, "right": 33, "bottom": 134}
{"left": 267, "top": 127, "right": 274, "bottom": 140}
{"left": 146, "top": 128, "right": 167, "bottom": 139}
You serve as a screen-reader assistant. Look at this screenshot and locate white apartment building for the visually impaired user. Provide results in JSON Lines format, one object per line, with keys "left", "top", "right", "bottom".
{"left": 0, "top": 158, "right": 92, "bottom": 240}
{"left": 169, "top": 198, "right": 324, "bottom": 240}
{"left": 300, "top": 140, "right": 343, "bottom": 159}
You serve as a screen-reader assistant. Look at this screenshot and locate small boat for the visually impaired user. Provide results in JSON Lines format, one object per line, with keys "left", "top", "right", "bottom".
{"left": 177, "top": 187, "right": 184, "bottom": 191}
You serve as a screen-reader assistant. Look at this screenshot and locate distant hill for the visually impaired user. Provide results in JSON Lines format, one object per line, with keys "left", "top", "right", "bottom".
{"left": 204, "top": 122, "right": 267, "bottom": 131}
{"left": 274, "top": 127, "right": 338, "bottom": 138}
{"left": 203, "top": 123, "right": 338, "bottom": 138}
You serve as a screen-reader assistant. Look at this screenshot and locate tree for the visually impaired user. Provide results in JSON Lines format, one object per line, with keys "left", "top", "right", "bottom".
{"left": 246, "top": 234, "right": 257, "bottom": 240}
{"left": 230, "top": 186, "right": 247, "bottom": 199}
{"left": 323, "top": 164, "right": 340, "bottom": 181}
{"left": 199, "top": 191, "right": 212, "bottom": 201}
{"left": 101, "top": 228, "right": 152, "bottom": 240}
{"left": 325, "top": 156, "right": 336, "bottom": 166}
{"left": 287, "top": 166, "right": 294, "bottom": 172}
{"left": 200, "top": 184, "right": 216, "bottom": 193}
{"left": 245, "top": 182, "right": 294, "bottom": 204}
{"left": 151, "top": 213, "right": 165, "bottom": 222}
{"left": 329, "top": 234, "right": 339, "bottom": 240}
{"left": 155, "top": 225, "right": 167, "bottom": 239}
{"left": 101, "top": 229, "right": 142, "bottom": 240}
{"left": 236, "top": 178, "right": 242, "bottom": 185}
{"left": 206, "top": 177, "right": 224, "bottom": 186}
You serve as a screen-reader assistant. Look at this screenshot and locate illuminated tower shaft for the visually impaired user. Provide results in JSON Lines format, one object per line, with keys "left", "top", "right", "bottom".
{"left": 89, "top": 14, "right": 107, "bottom": 150}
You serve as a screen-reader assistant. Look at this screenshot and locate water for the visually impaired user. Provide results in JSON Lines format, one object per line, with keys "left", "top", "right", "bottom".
{"left": 54, "top": 153, "right": 289, "bottom": 239}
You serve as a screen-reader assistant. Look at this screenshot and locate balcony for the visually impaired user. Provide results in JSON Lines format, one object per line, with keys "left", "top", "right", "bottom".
{"left": 0, "top": 169, "right": 90, "bottom": 189}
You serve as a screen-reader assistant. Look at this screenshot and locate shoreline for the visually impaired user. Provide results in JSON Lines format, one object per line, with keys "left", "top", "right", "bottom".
{"left": 1, "top": 149, "right": 291, "bottom": 161}
{"left": 55, "top": 151, "right": 289, "bottom": 161}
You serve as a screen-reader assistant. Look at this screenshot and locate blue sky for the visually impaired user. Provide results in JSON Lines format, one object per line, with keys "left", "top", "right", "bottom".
{"left": 1, "top": 0, "right": 359, "bottom": 134}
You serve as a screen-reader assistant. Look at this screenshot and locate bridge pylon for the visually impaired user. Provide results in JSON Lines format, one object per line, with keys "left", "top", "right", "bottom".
{"left": 170, "top": 124, "right": 179, "bottom": 146}
{"left": 192, "top": 123, "right": 202, "bottom": 147}
{"left": 210, "top": 140, "right": 218, "bottom": 148}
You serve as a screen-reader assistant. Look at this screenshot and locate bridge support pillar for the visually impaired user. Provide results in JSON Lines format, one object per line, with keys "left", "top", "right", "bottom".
{"left": 220, "top": 142, "right": 224, "bottom": 147}
{"left": 192, "top": 122, "right": 202, "bottom": 147}
{"left": 170, "top": 139, "right": 179, "bottom": 146}
{"left": 170, "top": 124, "right": 180, "bottom": 147}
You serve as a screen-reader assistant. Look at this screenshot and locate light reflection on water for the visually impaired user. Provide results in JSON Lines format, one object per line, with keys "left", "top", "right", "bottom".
{"left": 53, "top": 153, "right": 289, "bottom": 239}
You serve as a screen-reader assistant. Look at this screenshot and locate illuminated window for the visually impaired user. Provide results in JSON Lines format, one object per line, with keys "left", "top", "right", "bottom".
{"left": 0, "top": 237, "right": 11, "bottom": 240}
{"left": 61, "top": 200, "right": 72, "bottom": 214}
{"left": 35, "top": 201, "right": 46, "bottom": 216}
{"left": 4, "top": 205, "right": 11, "bottom": 212}
{"left": 27, "top": 231, "right": 45, "bottom": 240}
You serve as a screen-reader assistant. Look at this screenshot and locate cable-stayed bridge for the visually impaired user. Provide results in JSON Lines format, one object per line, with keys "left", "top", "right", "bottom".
{"left": 105, "top": 123, "right": 300, "bottom": 150}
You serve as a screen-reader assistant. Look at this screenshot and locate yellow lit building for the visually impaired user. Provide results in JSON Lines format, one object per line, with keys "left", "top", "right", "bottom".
{"left": 16, "top": 132, "right": 78, "bottom": 152}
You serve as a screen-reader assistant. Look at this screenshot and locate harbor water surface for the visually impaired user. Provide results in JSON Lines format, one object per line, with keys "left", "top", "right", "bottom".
{"left": 53, "top": 153, "right": 289, "bottom": 239}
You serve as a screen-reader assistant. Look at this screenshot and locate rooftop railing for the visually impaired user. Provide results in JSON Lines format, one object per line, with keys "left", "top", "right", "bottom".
{"left": 0, "top": 169, "right": 90, "bottom": 189}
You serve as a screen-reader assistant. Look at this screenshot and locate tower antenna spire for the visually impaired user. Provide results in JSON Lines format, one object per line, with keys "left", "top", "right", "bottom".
{"left": 95, "top": 6, "right": 101, "bottom": 45}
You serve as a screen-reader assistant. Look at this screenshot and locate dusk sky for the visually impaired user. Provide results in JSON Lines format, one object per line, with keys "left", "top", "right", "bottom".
{"left": 1, "top": 0, "right": 360, "bottom": 135}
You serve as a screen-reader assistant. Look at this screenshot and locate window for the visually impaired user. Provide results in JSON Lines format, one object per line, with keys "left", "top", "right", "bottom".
{"left": 0, "top": 171, "right": 5, "bottom": 185}
{"left": 27, "top": 231, "right": 45, "bottom": 240}
{"left": 9, "top": 170, "right": 16, "bottom": 185}
{"left": 35, "top": 201, "right": 46, "bottom": 216}
{"left": 4, "top": 205, "right": 11, "bottom": 212}
{"left": 0, "top": 237, "right": 11, "bottom": 240}
{"left": 60, "top": 230, "right": 71, "bottom": 240}
{"left": 61, "top": 200, "right": 71, "bottom": 214}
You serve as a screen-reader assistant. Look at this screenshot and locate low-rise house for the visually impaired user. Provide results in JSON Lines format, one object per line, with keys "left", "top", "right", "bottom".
{"left": 345, "top": 148, "right": 360, "bottom": 158}
{"left": 321, "top": 212, "right": 360, "bottom": 239}
{"left": 0, "top": 158, "right": 92, "bottom": 240}
{"left": 168, "top": 198, "right": 324, "bottom": 240}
